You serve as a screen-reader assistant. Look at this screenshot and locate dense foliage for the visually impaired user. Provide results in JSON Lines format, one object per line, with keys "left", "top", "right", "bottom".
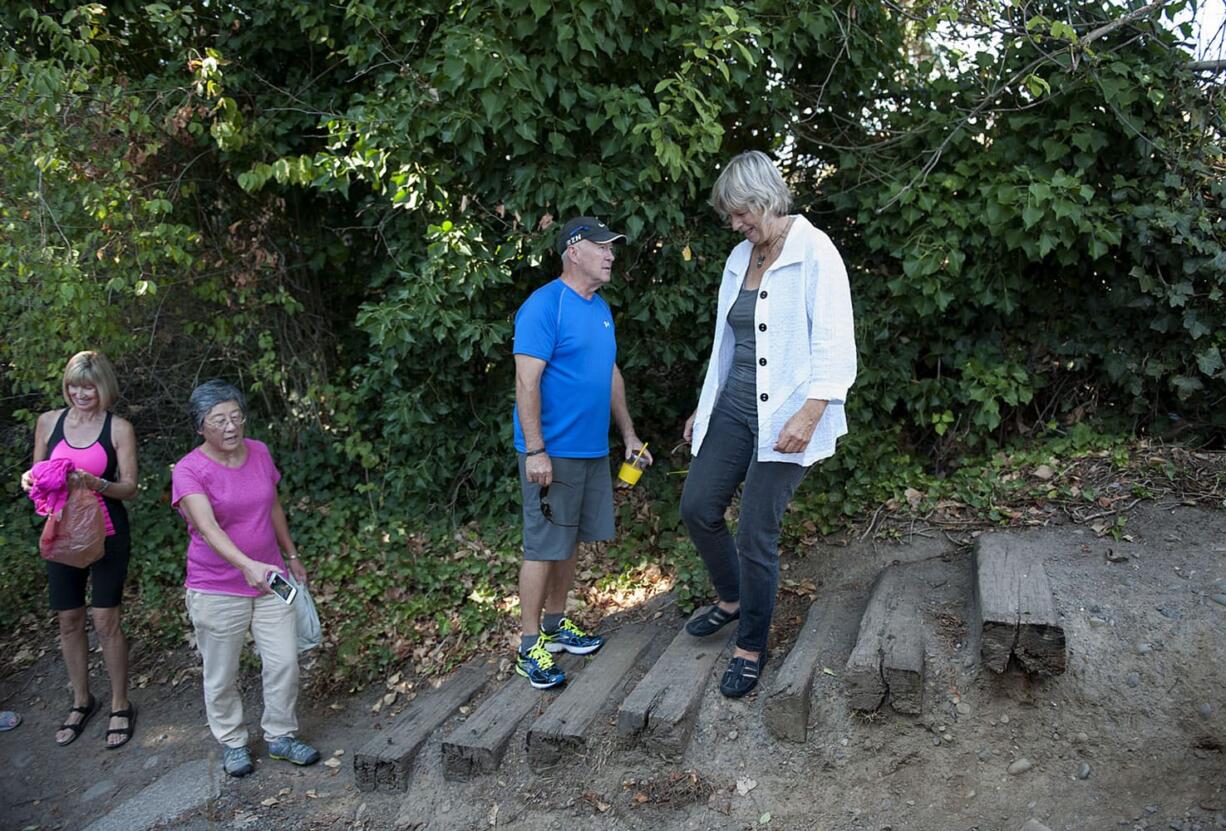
{"left": 1, "top": 1, "right": 1221, "bottom": 682}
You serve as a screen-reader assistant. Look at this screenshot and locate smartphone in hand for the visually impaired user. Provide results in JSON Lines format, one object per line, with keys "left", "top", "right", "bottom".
{"left": 268, "top": 571, "right": 298, "bottom": 605}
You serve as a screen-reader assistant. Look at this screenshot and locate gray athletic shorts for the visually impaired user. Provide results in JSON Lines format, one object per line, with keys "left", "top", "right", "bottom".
{"left": 519, "top": 454, "right": 615, "bottom": 561}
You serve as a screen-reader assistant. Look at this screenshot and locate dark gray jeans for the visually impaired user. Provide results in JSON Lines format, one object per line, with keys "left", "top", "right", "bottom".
{"left": 680, "top": 398, "right": 808, "bottom": 653}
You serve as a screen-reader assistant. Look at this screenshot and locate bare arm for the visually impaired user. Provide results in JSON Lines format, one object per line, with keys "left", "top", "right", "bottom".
{"left": 20, "top": 410, "right": 59, "bottom": 491}
{"left": 515, "top": 354, "right": 547, "bottom": 453}
{"left": 178, "top": 492, "right": 273, "bottom": 593}
{"left": 271, "top": 495, "right": 307, "bottom": 583}
{"left": 515, "top": 354, "right": 552, "bottom": 487}
{"left": 85, "top": 416, "right": 138, "bottom": 500}
{"left": 611, "top": 365, "right": 651, "bottom": 464}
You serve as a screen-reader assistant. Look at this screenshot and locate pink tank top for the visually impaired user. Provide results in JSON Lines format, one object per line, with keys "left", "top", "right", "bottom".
{"left": 48, "top": 418, "right": 117, "bottom": 536}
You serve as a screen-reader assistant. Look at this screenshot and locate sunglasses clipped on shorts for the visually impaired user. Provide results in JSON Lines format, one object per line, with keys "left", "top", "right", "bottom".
{"left": 539, "top": 480, "right": 579, "bottom": 528}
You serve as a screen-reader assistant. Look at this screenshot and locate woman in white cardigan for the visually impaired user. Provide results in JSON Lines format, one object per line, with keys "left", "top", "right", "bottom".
{"left": 680, "top": 150, "right": 857, "bottom": 697}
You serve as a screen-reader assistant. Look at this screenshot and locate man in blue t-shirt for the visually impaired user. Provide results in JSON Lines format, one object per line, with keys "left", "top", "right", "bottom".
{"left": 512, "top": 216, "right": 653, "bottom": 689}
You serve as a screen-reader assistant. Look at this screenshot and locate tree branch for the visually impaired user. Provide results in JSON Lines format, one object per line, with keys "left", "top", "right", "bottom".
{"left": 1080, "top": 1, "right": 1168, "bottom": 46}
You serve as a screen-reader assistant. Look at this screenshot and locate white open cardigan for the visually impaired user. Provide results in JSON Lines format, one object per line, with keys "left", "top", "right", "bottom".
{"left": 691, "top": 215, "right": 857, "bottom": 466}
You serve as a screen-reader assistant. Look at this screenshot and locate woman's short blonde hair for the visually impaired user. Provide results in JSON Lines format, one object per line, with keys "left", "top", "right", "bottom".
{"left": 62, "top": 351, "right": 120, "bottom": 411}
{"left": 709, "top": 150, "right": 793, "bottom": 220}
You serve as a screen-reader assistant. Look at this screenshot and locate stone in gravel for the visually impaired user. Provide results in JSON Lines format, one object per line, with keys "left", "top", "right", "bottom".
{"left": 1199, "top": 703, "right": 1213, "bottom": 719}
{"left": 1074, "top": 732, "right": 1089, "bottom": 743}
{"left": 1088, "top": 616, "right": 1108, "bottom": 628}
{"left": 1020, "top": 821, "right": 1052, "bottom": 831}
{"left": 1126, "top": 672, "right": 1140, "bottom": 688}
{"left": 1008, "top": 758, "right": 1033, "bottom": 775}
{"left": 1211, "top": 594, "right": 1226, "bottom": 607}
{"left": 1135, "top": 642, "right": 1152, "bottom": 655}
{"left": 143, "top": 755, "right": 160, "bottom": 770}
{"left": 83, "top": 780, "right": 117, "bottom": 801}
{"left": 957, "top": 702, "right": 971, "bottom": 716}
{"left": 1076, "top": 762, "right": 1091, "bottom": 780}
{"left": 1156, "top": 607, "right": 1181, "bottom": 620}
{"left": 1000, "top": 714, "right": 1010, "bottom": 724}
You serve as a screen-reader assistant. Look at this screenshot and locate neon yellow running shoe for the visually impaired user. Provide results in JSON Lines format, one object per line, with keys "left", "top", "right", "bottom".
{"left": 515, "top": 636, "right": 566, "bottom": 689}
{"left": 541, "top": 618, "right": 605, "bottom": 655}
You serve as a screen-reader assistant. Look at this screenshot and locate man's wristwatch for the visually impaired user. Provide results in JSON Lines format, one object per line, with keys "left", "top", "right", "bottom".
{"left": 525, "top": 447, "right": 547, "bottom": 457}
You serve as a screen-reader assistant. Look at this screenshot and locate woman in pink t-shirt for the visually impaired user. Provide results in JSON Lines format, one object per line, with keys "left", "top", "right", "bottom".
{"left": 171, "top": 380, "right": 319, "bottom": 778}
{"left": 20, "top": 351, "right": 138, "bottom": 749}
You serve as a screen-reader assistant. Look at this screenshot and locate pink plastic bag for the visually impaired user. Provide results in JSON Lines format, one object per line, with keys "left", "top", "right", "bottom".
{"left": 39, "top": 484, "right": 105, "bottom": 568}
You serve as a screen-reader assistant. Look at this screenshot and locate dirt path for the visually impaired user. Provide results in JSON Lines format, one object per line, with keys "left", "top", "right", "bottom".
{"left": 3, "top": 503, "right": 1224, "bottom": 831}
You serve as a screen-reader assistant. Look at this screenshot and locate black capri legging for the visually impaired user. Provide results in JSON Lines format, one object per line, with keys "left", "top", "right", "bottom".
{"left": 46, "top": 532, "right": 132, "bottom": 610}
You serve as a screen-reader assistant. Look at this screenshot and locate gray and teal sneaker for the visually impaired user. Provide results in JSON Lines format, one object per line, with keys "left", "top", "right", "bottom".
{"left": 516, "top": 637, "right": 566, "bottom": 689}
{"left": 268, "top": 735, "right": 320, "bottom": 766}
{"left": 222, "top": 745, "right": 254, "bottom": 777}
{"left": 541, "top": 617, "right": 605, "bottom": 655}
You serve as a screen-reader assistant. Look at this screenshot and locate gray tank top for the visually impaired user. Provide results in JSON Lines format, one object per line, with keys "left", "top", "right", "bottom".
{"left": 717, "top": 288, "right": 759, "bottom": 419}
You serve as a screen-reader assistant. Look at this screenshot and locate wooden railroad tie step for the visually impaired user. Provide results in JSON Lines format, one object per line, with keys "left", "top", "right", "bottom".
{"left": 844, "top": 565, "right": 925, "bottom": 715}
{"left": 763, "top": 599, "right": 839, "bottom": 743}
{"left": 526, "top": 625, "right": 655, "bottom": 770}
{"left": 354, "top": 661, "right": 494, "bottom": 792}
{"left": 440, "top": 654, "right": 582, "bottom": 781}
{"left": 974, "top": 534, "right": 1067, "bottom": 675}
{"left": 616, "top": 610, "right": 733, "bottom": 756}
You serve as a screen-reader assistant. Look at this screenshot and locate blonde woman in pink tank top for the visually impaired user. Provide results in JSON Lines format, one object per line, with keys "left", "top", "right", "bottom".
{"left": 19, "top": 352, "right": 139, "bottom": 748}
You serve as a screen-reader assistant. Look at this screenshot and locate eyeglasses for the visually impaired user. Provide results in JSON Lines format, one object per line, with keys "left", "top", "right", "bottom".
{"left": 539, "top": 481, "right": 579, "bottom": 527}
{"left": 204, "top": 413, "right": 246, "bottom": 429}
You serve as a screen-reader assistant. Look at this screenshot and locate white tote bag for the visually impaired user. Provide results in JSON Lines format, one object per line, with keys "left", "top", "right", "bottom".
{"left": 287, "top": 575, "right": 322, "bottom": 652}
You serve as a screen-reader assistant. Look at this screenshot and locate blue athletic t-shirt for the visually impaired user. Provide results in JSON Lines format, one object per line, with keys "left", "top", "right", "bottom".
{"left": 513, "top": 278, "right": 616, "bottom": 458}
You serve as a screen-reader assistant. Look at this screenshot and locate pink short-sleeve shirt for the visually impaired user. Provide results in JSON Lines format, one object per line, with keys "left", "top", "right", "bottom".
{"left": 171, "top": 438, "right": 285, "bottom": 597}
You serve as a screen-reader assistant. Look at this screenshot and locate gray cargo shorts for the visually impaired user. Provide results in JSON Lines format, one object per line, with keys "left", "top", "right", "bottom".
{"left": 518, "top": 454, "right": 615, "bottom": 561}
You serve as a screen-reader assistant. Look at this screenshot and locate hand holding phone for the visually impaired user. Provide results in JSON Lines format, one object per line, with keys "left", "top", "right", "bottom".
{"left": 267, "top": 571, "right": 298, "bottom": 605}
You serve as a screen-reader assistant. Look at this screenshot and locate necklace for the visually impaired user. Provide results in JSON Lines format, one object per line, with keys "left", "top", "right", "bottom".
{"left": 753, "top": 217, "right": 793, "bottom": 269}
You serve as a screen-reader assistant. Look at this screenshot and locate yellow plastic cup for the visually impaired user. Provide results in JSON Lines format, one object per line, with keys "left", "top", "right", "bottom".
{"left": 617, "top": 443, "right": 649, "bottom": 487}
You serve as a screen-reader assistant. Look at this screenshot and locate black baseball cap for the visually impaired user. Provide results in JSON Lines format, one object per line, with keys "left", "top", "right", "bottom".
{"left": 556, "top": 216, "right": 627, "bottom": 254}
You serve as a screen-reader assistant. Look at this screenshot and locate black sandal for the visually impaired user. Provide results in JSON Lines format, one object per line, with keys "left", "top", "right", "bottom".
{"left": 105, "top": 704, "right": 137, "bottom": 750}
{"left": 719, "top": 649, "right": 768, "bottom": 699}
{"left": 55, "top": 694, "right": 98, "bottom": 746}
{"left": 685, "top": 604, "right": 740, "bottom": 637}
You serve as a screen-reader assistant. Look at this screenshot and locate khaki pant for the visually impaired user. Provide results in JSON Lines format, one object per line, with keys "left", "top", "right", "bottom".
{"left": 186, "top": 589, "right": 299, "bottom": 748}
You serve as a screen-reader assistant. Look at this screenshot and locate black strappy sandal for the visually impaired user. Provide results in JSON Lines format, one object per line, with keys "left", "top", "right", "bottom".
{"left": 105, "top": 703, "right": 137, "bottom": 750}
{"left": 55, "top": 694, "right": 98, "bottom": 746}
{"left": 685, "top": 604, "right": 741, "bottom": 637}
{"left": 719, "top": 648, "right": 768, "bottom": 699}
